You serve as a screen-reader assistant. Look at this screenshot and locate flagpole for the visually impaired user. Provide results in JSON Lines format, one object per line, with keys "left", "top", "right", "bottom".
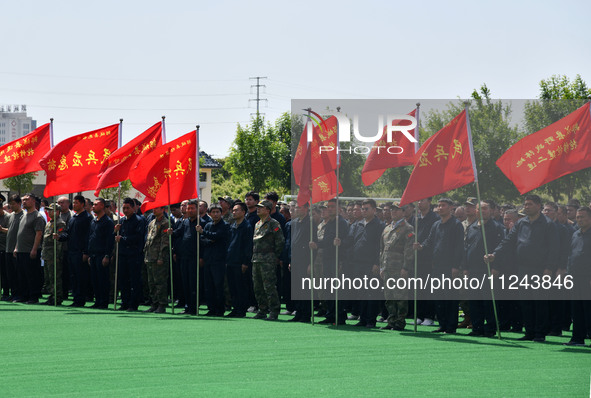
{"left": 464, "top": 101, "right": 501, "bottom": 340}
{"left": 412, "top": 103, "right": 420, "bottom": 331}
{"left": 49, "top": 119, "right": 57, "bottom": 307}
{"left": 195, "top": 125, "right": 200, "bottom": 317}
{"left": 113, "top": 118, "right": 123, "bottom": 311}
{"left": 305, "top": 110, "right": 315, "bottom": 326}
{"left": 334, "top": 107, "right": 341, "bottom": 328}
{"left": 159, "top": 116, "right": 175, "bottom": 315}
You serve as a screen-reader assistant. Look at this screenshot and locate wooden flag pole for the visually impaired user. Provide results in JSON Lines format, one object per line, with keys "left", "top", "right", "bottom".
{"left": 113, "top": 118, "right": 123, "bottom": 310}
{"left": 464, "top": 102, "right": 501, "bottom": 340}
{"left": 195, "top": 125, "right": 200, "bottom": 317}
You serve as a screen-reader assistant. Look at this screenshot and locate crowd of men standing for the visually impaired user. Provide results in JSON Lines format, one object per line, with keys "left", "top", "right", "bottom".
{"left": 0, "top": 190, "right": 589, "bottom": 346}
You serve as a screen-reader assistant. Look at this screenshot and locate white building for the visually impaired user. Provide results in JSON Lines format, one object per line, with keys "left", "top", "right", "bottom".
{"left": 0, "top": 105, "right": 36, "bottom": 145}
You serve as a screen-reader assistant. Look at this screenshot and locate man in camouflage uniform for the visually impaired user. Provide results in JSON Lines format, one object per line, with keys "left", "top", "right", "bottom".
{"left": 252, "top": 200, "right": 285, "bottom": 320}
{"left": 144, "top": 206, "right": 170, "bottom": 314}
{"left": 41, "top": 203, "right": 67, "bottom": 305}
{"left": 379, "top": 202, "right": 414, "bottom": 331}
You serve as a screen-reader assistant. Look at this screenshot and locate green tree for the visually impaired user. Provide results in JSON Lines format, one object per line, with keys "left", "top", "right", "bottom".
{"left": 98, "top": 179, "right": 132, "bottom": 201}
{"left": 4, "top": 172, "right": 36, "bottom": 195}
{"left": 226, "top": 114, "right": 291, "bottom": 193}
{"left": 523, "top": 74, "right": 591, "bottom": 202}
{"left": 422, "top": 86, "right": 522, "bottom": 203}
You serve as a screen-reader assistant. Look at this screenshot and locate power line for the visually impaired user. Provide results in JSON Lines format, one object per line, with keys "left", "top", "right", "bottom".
{"left": 0, "top": 87, "right": 250, "bottom": 98}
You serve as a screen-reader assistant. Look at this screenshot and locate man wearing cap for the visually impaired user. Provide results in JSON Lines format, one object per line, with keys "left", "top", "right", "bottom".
{"left": 88, "top": 198, "right": 115, "bottom": 309}
{"left": 251, "top": 199, "right": 285, "bottom": 320}
{"left": 380, "top": 202, "right": 414, "bottom": 330}
{"left": 485, "top": 194, "right": 559, "bottom": 342}
{"left": 143, "top": 206, "right": 170, "bottom": 314}
{"left": 41, "top": 203, "right": 67, "bottom": 305}
{"left": 218, "top": 196, "right": 234, "bottom": 224}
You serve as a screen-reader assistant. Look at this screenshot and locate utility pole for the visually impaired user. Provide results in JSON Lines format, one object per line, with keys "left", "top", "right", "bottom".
{"left": 249, "top": 76, "right": 268, "bottom": 117}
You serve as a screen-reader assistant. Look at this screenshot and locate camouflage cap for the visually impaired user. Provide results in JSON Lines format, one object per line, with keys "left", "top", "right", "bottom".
{"left": 46, "top": 202, "right": 59, "bottom": 212}
{"left": 391, "top": 201, "right": 402, "bottom": 210}
{"left": 218, "top": 196, "right": 235, "bottom": 206}
{"left": 465, "top": 197, "right": 478, "bottom": 206}
{"left": 256, "top": 200, "right": 273, "bottom": 211}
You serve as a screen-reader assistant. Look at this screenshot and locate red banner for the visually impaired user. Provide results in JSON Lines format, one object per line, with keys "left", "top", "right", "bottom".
{"left": 400, "top": 110, "right": 475, "bottom": 206}
{"left": 293, "top": 115, "right": 338, "bottom": 185}
{"left": 496, "top": 102, "right": 591, "bottom": 194}
{"left": 361, "top": 109, "right": 417, "bottom": 186}
{"left": 94, "top": 121, "right": 163, "bottom": 196}
{"left": 39, "top": 124, "right": 119, "bottom": 197}
{"left": 129, "top": 130, "right": 198, "bottom": 212}
{"left": 0, "top": 123, "right": 51, "bottom": 179}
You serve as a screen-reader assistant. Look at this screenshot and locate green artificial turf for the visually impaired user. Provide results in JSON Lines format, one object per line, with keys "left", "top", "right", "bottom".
{"left": 1, "top": 299, "right": 589, "bottom": 397}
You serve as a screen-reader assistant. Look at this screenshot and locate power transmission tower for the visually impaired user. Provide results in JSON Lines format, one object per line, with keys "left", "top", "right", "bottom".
{"left": 249, "top": 76, "right": 268, "bottom": 118}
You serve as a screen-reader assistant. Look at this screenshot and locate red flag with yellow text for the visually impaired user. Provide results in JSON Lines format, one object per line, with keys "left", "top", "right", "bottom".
{"left": 294, "top": 115, "right": 341, "bottom": 206}
{"left": 496, "top": 102, "right": 591, "bottom": 194}
{"left": 400, "top": 110, "right": 475, "bottom": 206}
{"left": 361, "top": 109, "right": 418, "bottom": 186}
{"left": 293, "top": 115, "right": 338, "bottom": 185}
{"left": 129, "top": 130, "right": 197, "bottom": 213}
{"left": 39, "top": 124, "right": 119, "bottom": 197}
{"left": 94, "top": 122, "right": 163, "bottom": 196}
{"left": 0, "top": 123, "right": 51, "bottom": 179}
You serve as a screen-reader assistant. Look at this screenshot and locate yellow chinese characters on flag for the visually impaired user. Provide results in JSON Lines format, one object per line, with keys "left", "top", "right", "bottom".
{"left": 400, "top": 110, "right": 475, "bottom": 206}
{"left": 0, "top": 123, "right": 51, "bottom": 179}
{"left": 129, "top": 130, "right": 198, "bottom": 212}
{"left": 496, "top": 102, "right": 591, "bottom": 194}
{"left": 39, "top": 124, "right": 119, "bottom": 197}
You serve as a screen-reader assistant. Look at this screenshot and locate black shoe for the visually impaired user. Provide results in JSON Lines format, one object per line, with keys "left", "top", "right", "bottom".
{"left": 365, "top": 323, "right": 376, "bottom": 328}
{"left": 179, "top": 309, "right": 196, "bottom": 315}
{"left": 26, "top": 299, "right": 39, "bottom": 304}
{"left": 517, "top": 335, "right": 534, "bottom": 341}
{"left": 318, "top": 318, "right": 334, "bottom": 325}
{"left": 432, "top": 328, "right": 445, "bottom": 333}
{"left": 444, "top": 330, "right": 456, "bottom": 334}
{"left": 380, "top": 325, "right": 395, "bottom": 330}
{"left": 533, "top": 337, "right": 545, "bottom": 343}
{"left": 69, "top": 302, "right": 85, "bottom": 308}
{"left": 288, "top": 315, "right": 302, "bottom": 322}
{"left": 225, "top": 311, "right": 238, "bottom": 318}
{"left": 253, "top": 312, "right": 267, "bottom": 320}
{"left": 468, "top": 331, "right": 484, "bottom": 337}
{"left": 89, "top": 303, "right": 101, "bottom": 309}
{"left": 353, "top": 321, "right": 365, "bottom": 327}
{"left": 126, "top": 307, "right": 137, "bottom": 312}
{"left": 563, "top": 341, "right": 585, "bottom": 346}
{"left": 154, "top": 305, "right": 166, "bottom": 314}
{"left": 204, "top": 310, "right": 216, "bottom": 316}
{"left": 546, "top": 331, "right": 562, "bottom": 337}
{"left": 144, "top": 305, "right": 158, "bottom": 313}
{"left": 299, "top": 317, "right": 311, "bottom": 323}
{"left": 0, "top": 295, "right": 10, "bottom": 301}
{"left": 267, "top": 313, "right": 278, "bottom": 321}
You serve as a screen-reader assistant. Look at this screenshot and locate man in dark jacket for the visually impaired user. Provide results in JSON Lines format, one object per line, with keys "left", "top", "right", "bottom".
{"left": 225, "top": 202, "right": 253, "bottom": 318}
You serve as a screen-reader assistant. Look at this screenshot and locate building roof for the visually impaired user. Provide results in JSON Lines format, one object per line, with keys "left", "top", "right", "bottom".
{"left": 200, "top": 151, "right": 222, "bottom": 169}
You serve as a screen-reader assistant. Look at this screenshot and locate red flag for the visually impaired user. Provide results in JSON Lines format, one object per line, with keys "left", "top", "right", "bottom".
{"left": 400, "top": 110, "right": 476, "bottom": 206}
{"left": 0, "top": 123, "right": 51, "bottom": 179}
{"left": 39, "top": 124, "right": 119, "bottom": 197}
{"left": 361, "top": 109, "right": 418, "bottom": 186}
{"left": 496, "top": 102, "right": 591, "bottom": 194}
{"left": 293, "top": 115, "right": 338, "bottom": 185}
{"left": 94, "top": 122, "right": 163, "bottom": 196}
{"left": 129, "top": 130, "right": 197, "bottom": 213}
{"left": 297, "top": 170, "right": 343, "bottom": 206}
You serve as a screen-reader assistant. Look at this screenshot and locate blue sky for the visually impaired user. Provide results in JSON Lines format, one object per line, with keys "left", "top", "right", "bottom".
{"left": 0, "top": 0, "right": 589, "bottom": 157}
